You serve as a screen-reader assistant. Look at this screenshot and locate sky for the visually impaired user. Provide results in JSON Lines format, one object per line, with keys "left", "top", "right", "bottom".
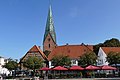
{"left": 0, "top": 0, "right": 120, "bottom": 60}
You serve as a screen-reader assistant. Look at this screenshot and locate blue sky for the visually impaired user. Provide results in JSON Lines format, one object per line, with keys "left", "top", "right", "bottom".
{"left": 0, "top": 0, "right": 120, "bottom": 60}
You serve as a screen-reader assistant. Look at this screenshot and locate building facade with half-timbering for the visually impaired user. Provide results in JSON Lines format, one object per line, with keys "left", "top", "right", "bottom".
{"left": 20, "top": 45, "right": 48, "bottom": 70}
{"left": 20, "top": 5, "right": 94, "bottom": 69}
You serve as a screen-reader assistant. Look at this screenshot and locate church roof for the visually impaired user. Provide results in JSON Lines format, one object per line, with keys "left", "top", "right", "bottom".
{"left": 43, "top": 5, "right": 56, "bottom": 44}
{"left": 48, "top": 44, "right": 93, "bottom": 60}
{"left": 101, "top": 47, "right": 120, "bottom": 54}
{"left": 20, "top": 45, "right": 48, "bottom": 61}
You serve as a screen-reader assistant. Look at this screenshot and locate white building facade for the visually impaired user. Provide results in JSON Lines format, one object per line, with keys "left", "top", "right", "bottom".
{"left": 0, "top": 57, "right": 7, "bottom": 67}
{"left": 97, "top": 47, "right": 108, "bottom": 66}
{"left": 0, "top": 57, "right": 10, "bottom": 76}
{"left": 71, "top": 59, "right": 78, "bottom": 66}
{"left": 49, "top": 59, "right": 79, "bottom": 68}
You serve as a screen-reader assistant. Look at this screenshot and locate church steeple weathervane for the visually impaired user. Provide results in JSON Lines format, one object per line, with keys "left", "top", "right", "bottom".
{"left": 43, "top": 3, "right": 57, "bottom": 52}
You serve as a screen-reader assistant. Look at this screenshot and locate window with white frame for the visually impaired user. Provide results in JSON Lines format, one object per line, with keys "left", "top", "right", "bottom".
{"left": 72, "top": 60, "right": 76, "bottom": 64}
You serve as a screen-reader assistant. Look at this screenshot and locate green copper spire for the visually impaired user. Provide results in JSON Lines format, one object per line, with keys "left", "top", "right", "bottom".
{"left": 43, "top": 5, "right": 56, "bottom": 43}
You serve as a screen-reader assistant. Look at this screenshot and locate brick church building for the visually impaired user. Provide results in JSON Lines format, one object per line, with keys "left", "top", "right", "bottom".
{"left": 43, "top": 5, "right": 57, "bottom": 53}
{"left": 20, "top": 5, "right": 94, "bottom": 69}
{"left": 42, "top": 5, "right": 93, "bottom": 68}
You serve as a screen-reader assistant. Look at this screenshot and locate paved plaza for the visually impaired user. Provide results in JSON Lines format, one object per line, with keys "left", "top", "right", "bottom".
{"left": 48, "top": 78, "right": 120, "bottom": 80}
{"left": 3, "top": 78, "right": 120, "bottom": 80}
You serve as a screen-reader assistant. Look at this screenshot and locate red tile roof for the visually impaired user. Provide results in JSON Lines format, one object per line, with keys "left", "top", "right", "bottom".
{"left": 20, "top": 45, "right": 48, "bottom": 61}
{"left": 101, "top": 47, "right": 120, "bottom": 54}
{"left": 28, "top": 45, "right": 41, "bottom": 52}
{"left": 48, "top": 44, "right": 93, "bottom": 60}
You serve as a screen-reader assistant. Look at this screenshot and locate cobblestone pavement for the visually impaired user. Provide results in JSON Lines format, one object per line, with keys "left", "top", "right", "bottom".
{"left": 4, "top": 78, "right": 120, "bottom": 80}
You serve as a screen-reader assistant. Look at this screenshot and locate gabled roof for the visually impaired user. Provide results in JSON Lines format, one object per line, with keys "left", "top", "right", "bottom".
{"left": 101, "top": 47, "right": 120, "bottom": 54}
{"left": 44, "top": 33, "right": 57, "bottom": 45}
{"left": 28, "top": 45, "right": 41, "bottom": 52}
{"left": 48, "top": 44, "right": 93, "bottom": 60}
{"left": 20, "top": 45, "right": 48, "bottom": 61}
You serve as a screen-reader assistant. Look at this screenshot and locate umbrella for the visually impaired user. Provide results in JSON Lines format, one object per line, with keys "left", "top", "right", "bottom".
{"left": 40, "top": 67, "right": 51, "bottom": 77}
{"left": 52, "top": 66, "right": 68, "bottom": 78}
{"left": 101, "top": 65, "right": 117, "bottom": 70}
{"left": 85, "top": 65, "right": 100, "bottom": 70}
{"left": 69, "top": 66, "right": 84, "bottom": 70}
{"left": 53, "top": 66, "right": 68, "bottom": 70}
{"left": 40, "top": 67, "right": 51, "bottom": 71}
{"left": 85, "top": 65, "right": 100, "bottom": 78}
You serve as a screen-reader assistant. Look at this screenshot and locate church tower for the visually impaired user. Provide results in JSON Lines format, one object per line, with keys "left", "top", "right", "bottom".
{"left": 43, "top": 5, "right": 57, "bottom": 52}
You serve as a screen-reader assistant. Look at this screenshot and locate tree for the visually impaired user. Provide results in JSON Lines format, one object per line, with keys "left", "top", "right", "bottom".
{"left": 103, "top": 38, "right": 120, "bottom": 47}
{"left": 94, "top": 38, "right": 120, "bottom": 54}
{"left": 23, "top": 56, "right": 43, "bottom": 76}
{"left": 51, "top": 54, "right": 71, "bottom": 67}
{"left": 4, "top": 58, "right": 18, "bottom": 71}
{"left": 107, "top": 52, "right": 120, "bottom": 67}
{"left": 78, "top": 52, "right": 97, "bottom": 66}
{"left": 93, "top": 43, "right": 103, "bottom": 54}
{"left": 23, "top": 56, "right": 43, "bottom": 70}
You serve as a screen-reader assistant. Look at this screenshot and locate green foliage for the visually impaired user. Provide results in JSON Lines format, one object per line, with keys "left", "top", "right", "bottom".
{"left": 4, "top": 58, "right": 18, "bottom": 70}
{"left": 107, "top": 52, "right": 120, "bottom": 66}
{"left": 23, "top": 56, "right": 43, "bottom": 70}
{"left": 93, "top": 43, "right": 103, "bottom": 54}
{"left": 78, "top": 52, "right": 97, "bottom": 66}
{"left": 94, "top": 38, "right": 120, "bottom": 54}
{"left": 51, "top": 54, "right": 71, "bottom": 67}
{"left": 103, "top": 38, "right": 120, "bottom": 47}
